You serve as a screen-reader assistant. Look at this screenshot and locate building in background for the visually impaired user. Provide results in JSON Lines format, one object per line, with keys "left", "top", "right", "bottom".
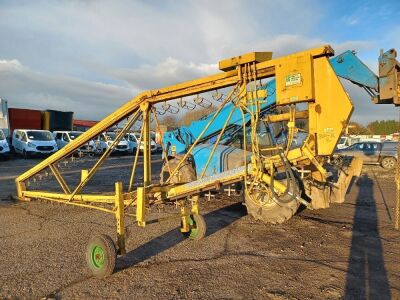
{"left": 0, "top": 99, "right": 10, "bottom": 137}
{"left": 73, "top": 119, "right": 98, "bottom": 132}
{"left": 42, "top": 110, "right": 73, "bottom": 131}
{"left": 8, "top": 108, "right": 42, "bottom": 136}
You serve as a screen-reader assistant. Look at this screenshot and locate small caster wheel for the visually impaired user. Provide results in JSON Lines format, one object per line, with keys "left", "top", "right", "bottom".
{"left": 182, "top": 214, "right": 207, "bottom": 240}
{"left": 86, "top": 234, "right": 116, "bottom": 278}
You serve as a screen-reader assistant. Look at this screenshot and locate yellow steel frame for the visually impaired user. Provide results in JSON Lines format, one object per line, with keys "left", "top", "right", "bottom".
{"left": 15, "top": 44, "right": 357, "bottom": 247}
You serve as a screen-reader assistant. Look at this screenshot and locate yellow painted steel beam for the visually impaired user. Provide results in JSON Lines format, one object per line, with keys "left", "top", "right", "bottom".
{"left": 219, "top": 51, "right": 273, "bottom": 71}
{"left": 49, "top": 164, "right": 71, "bottom": 194}
{"left": 142, "top": 103, "right": 151, "bottom": 186}
{"left": 136, "top": 187, "right": 146, "bottom": 227}
{"left": 128, "top": 121, "right": 144, "bottom": 192}
{"left": 115, "top": 182, "right": 126, "bottom": 255}
{"left": 38, "top": 196, "right": 115, "bottom": 214}
{"left": 264, "top": 110, "right": 309, "bottom": 123}
{"left": 23, "top": 190, "right": 117, "bottom": 203}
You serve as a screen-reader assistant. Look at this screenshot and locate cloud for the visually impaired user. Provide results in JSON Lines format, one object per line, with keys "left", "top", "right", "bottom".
{"left": 0, "top": 0, "right": 396, "bottom": 124}
{"left": 0, "top": 59, "right": 134, "bottom": 120}
{"left": 341, "top": 15, "right": 359, "bottom": 26}
{"left": 111, "top": 34, "right": 375, "bottom": 91}
{"left": 112, "top": 58, "right": 217, "bottom": 90}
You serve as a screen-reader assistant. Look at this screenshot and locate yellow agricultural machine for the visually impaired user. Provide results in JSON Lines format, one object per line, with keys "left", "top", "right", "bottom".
{"left": 15, "top": 45, "right": 399, "bottom": 277}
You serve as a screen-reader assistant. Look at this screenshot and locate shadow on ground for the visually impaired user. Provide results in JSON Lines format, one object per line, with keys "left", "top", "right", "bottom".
{"left": 116, "top": 202, "right": 246, "bottom": 271}
{"left": 344, "top": 174, "right": 391, "bottom": 299}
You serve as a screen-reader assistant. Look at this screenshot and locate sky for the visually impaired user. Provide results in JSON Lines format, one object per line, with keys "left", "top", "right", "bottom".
{"left": 0, "top": 0, "right": 399, "bottom": 124}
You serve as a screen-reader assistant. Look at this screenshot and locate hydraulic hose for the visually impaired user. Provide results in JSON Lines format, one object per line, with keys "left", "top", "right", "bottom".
{"left": 269, "top": 152, "right": 299, "bottom": 205}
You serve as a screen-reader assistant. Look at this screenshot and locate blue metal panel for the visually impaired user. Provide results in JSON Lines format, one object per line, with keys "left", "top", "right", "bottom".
{"left": 186, "top": 79, "right": 276, "bottom": 140}
{"left": 329, "top": 50, "right": 378, "bottom": 90}
{"left": 191, "top": 144, "right": 251, "bottom": 177}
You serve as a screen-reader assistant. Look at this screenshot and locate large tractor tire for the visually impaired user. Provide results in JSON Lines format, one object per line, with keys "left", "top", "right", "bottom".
{"left": 244, "top": 177, "right": 300, "bottom": 224}
{"left": 245, "top": 193, "right": 300, "bottom": 224}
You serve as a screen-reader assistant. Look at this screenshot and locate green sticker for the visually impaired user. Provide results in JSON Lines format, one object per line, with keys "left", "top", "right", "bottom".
{"left": 285, "top": 73, "right": 302, "bottom": 86}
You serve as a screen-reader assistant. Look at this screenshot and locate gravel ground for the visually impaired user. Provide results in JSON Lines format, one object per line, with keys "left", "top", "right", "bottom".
{"left": 0, "top": 156, "right": 399, "bottom": 299}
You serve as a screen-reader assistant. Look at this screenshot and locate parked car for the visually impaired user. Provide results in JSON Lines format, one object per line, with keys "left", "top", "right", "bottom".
{"left": 53, "top": 131, "right": 95, "bottom": 156}
{"left": 93, "top": 132, "right": 130, "bottom": 155}
{"left": 0, "top": 129, "right": 10, "bottom": 159}
{"left": 125, "top": 132, "right": 158, "bottom": 154}
{"left": 336, "top": 141, "right": 398, "bottom": 169}
{"left": 337, "top": 136, "right": 361, "bottom": 149}
{"left": 12, "top": 129, "right": 58, "bottom": 158}
{"left": 150, "top": 132, "right": 162, "bottom": 152}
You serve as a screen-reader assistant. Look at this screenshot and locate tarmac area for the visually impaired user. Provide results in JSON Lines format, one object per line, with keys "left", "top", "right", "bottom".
{"left": 0, "top": 155, "right": 399, "bottom": 299}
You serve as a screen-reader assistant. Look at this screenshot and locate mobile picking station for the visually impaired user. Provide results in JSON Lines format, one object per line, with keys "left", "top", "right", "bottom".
{"left": 13, "top": 44, "right": 400, "bottom": 279}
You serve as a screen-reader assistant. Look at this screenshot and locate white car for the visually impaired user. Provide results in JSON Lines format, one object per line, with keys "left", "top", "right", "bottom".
{"left": 0, "top": 129, "right": 10, "bottom": 159}
{"left": 53, "top": 131, "right": 95, "bottom": 155}
{"left": 125, "top": 132, "right": 158, "bottom": 154}
{"left": 12, "top": 129, "right": 58, "bottom": 158}
{"left": 93, "top": 132, "right": 130, "bottom": 155}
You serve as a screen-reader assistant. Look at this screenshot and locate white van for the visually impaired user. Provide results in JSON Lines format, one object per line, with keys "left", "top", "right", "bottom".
{"left": 93, "top": 132, "right": 129, "bottom": 155}
{"left": 12, "top": 129, "right": 58, "bottom": 158}
{"left": 0, "top": 129, "right": 10, "bottom": 159}
{"left": 53, "top": 131, "right": 95, "bottom": 155}
{"left": 125, "top": 132, "right": 158, "bottom": 154}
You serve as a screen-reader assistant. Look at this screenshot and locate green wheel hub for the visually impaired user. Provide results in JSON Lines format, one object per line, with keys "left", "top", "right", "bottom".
{"left": 86, "top": 234, "right": 116, "bottom": 278}
{"left": 91, "top": 245, "right": 105, "bottom": 268}
{"left": 188, "top": 217, "right": 199, "bottom": 239}
{"left": 182, "top": 214, "right": 206, "bottom": 240}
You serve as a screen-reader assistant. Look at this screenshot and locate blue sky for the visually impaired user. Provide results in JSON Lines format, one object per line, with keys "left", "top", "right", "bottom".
{"left": 0, "top": 0, "right": 399, "bottom": 123}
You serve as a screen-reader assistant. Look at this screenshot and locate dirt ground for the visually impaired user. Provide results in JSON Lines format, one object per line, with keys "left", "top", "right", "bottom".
{"left": 0, "top": 155, "right": 399, "bottom": 299}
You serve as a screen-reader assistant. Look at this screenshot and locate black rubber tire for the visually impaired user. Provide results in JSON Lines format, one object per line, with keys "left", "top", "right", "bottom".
{"left": 244, "top": 173, "right": 301, "bottom": 225}
{"left": 86, "top": 234, "right": 117, "bottom": 278}
{"left": 22, "top": 150, "right": 29, "bottom": 159}
{"left": 245, "top": 192, "right": 299, "bottom": 224}
{"left": 182, "top": 214, "right": 207, "bottom": 240}
{"left": 381, "top": 157, "right": 396, "bottom": 170}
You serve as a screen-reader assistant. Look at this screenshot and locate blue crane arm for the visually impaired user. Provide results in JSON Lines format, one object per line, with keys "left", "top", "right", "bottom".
{"left": 329, "top": 50, "right": 379, "bottom": 91}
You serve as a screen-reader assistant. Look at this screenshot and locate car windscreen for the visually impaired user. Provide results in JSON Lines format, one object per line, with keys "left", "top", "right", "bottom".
{"left": 69, "top": 132, "right": 83, "bottom": 140}
{"left": 339, "top": 137, "right": 346, "bottom": 144}
{"left": 27, "top": 131, "right": 53, "bottom": 141}
{"left": 0, "top": 130, "right": 5, "bottom": 140}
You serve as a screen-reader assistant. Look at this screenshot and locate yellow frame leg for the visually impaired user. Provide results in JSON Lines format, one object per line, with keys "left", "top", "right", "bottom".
{"left": 115, "top": 182, "right": 126, "bottom": 255}
{"left": 136, "top": 187, "right": 146, "bottom": 227}
{"left": 180, "top": 202, "right": 190, "bottom": 233}
{"left": 191, "top": 195, "right": 200, "bottom": 215}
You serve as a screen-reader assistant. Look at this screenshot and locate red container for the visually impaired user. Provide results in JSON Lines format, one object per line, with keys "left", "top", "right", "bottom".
{"left": 8, "top": 108, "right": 42, "bottom": 135}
